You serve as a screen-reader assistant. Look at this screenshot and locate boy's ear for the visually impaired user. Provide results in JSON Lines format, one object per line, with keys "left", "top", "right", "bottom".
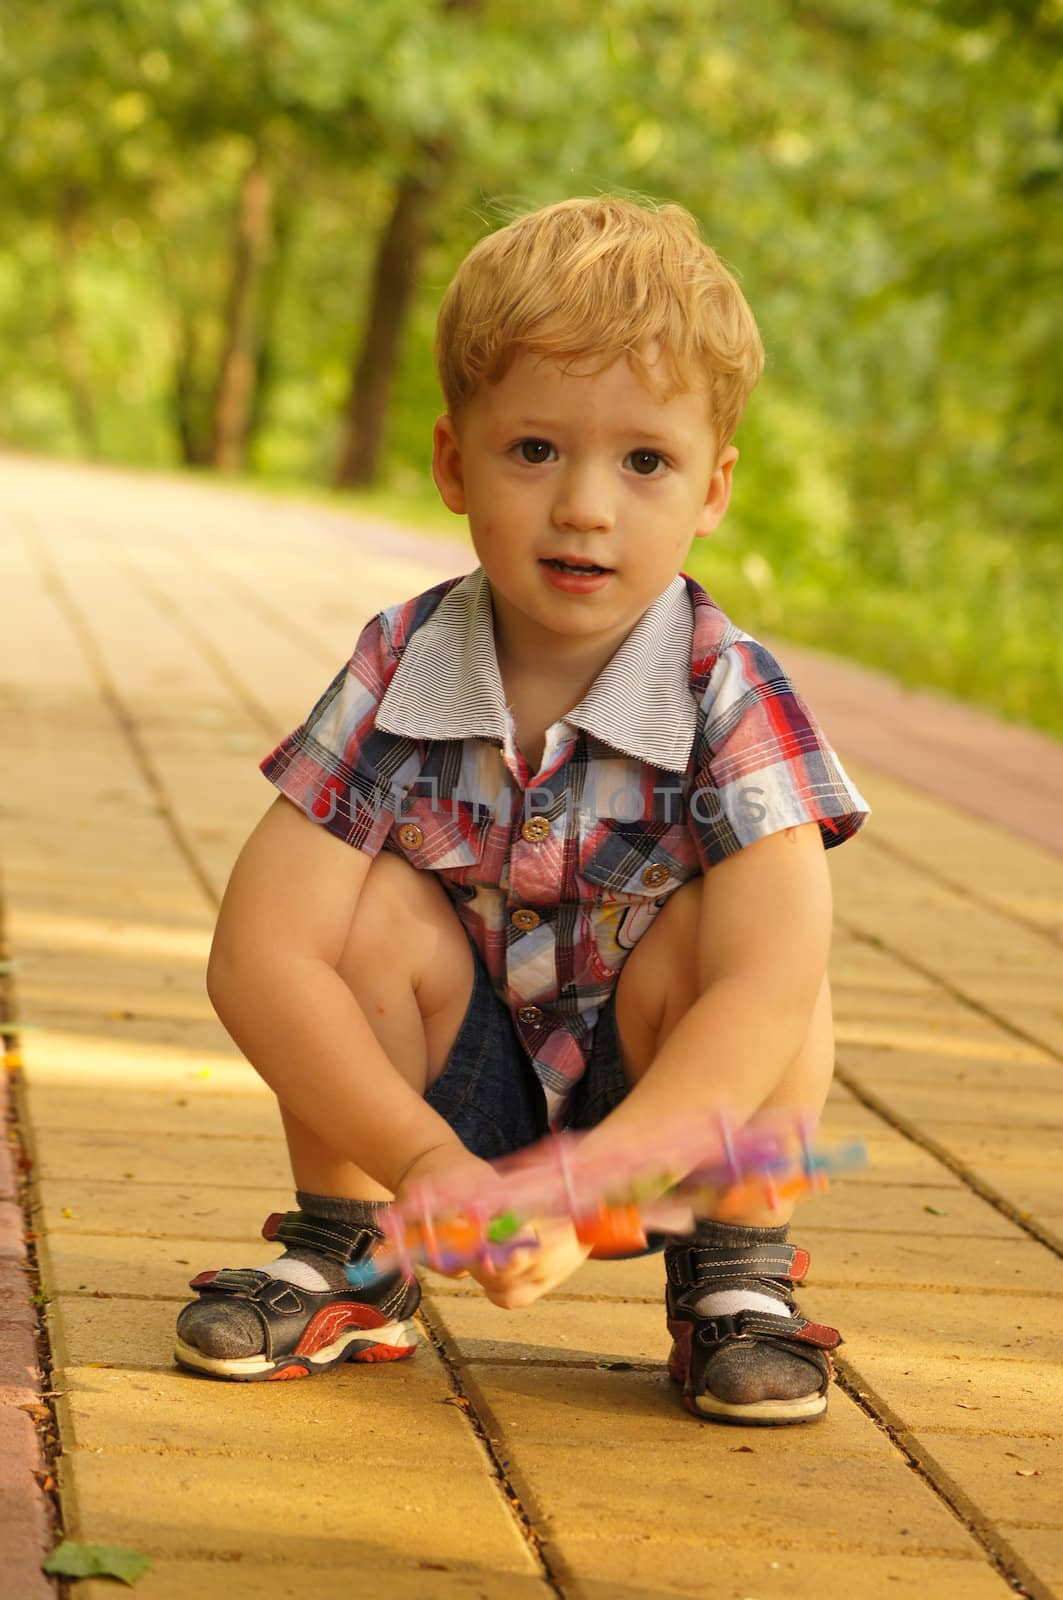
{"left": 432, "top": 415, "right": 467, "bottom": 515}
{"left": 694, "top": 445, "right": 739, "bottom": 540}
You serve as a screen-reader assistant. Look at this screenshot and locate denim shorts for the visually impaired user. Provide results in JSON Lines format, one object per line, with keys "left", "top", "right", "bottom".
{"left": 424, "top": 923, "right": 629, "bottom": 1161}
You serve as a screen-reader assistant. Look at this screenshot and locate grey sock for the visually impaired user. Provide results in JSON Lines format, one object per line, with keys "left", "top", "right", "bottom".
{"left": 674, "top": 1219, "right": 821, "bottom": 1405}
{"left": 177, "top": 1197, "right": 391, "bottom": 1362}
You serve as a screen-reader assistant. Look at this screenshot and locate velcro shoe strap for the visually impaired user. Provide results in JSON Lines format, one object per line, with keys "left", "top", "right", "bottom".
{"left": 262, "top": 1210, "right": 379, "bottom": 1263}
{"left": 194, "top": 1267, "right": 274, "bottom": 1299}
{"left": 697, "top": 1308, "right": 842, "bottom": 1351}
{"left": 666, "top": 1243, "right": 808, "bottom": 1289}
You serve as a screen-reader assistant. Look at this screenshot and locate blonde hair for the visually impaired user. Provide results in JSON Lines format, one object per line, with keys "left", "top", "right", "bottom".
{"left": 435, "top": 196, "right": 765, "bottom": 452}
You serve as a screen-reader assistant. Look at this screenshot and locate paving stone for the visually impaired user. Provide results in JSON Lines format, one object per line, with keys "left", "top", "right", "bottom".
{"left": 460, "top": 1364, "right": 981, "bottom": 1558}
{"left": 551, "top": 1540, "right": 1015, "bottom": 1599}
{"left": 54, "top": 1350, "right": 488, "bottom": 1465}
{"left": 35, "top": 1128, "right": 291, "bottom": 1189}
{"left": 426, "top": 1288, "right": 669, "bottom": 1367}
{"left": 800, "top": 1284, "right": 1063, "bottom": 1365}
{"left": 841, "top": 1353, "right": 1063, "bottom": 1438}
{"left": 38, "top": 1230, "right": 266, "bottom": 1300}
{"left": 841, "top": 1043, "right": 1061, "bottom": 1089}
{"left": 35, "top": 1179, "right": 283, "bottom": 1242}
{"left": 18, "top": 1021, "right": 258, "bottom": 1096}
{"left": 852, "top": 1081, "right": 1063, "bottom": 1131}
{"left": 935, "top": 1127, "right": 1063, "bottom": 1169}
{"left": 799, "top": 1228, "right": 1063, "bottom": 1295}
{"left": 793, "top": 1184, "right": 1023, "bottom": 1237}
{"left": 26, "top": 1083, "right": 279, "bottom": 1138}
{"left": 58, "top": 1448, "right": 537, "bottom": 1572}
{"left": 993, "top": 1528, "right": 1063, "bottom": 1592}
{"left": 77, "top": 1566, "right": 550, "bottom": 1600}
{"left": 909, "top": 1432, "right": 1063, "bottom": 1530}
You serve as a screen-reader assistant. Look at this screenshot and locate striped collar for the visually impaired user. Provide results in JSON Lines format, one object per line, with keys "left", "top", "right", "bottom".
{"left": 375, "top": 566, "right": 698, "bottom": 773}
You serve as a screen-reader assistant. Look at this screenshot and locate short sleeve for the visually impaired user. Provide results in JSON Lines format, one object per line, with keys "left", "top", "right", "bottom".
{"left": 260, "top": 613, "right": 419, "bottom": 855}
{"left": 687, "top": 636, "right": 871, "bottom": 870}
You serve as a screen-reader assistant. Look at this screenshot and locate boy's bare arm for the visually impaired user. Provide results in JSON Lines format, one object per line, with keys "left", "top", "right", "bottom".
{"left": 206, "top": 795, "right": 466, "bottom": 1193}
{"left": 580, "top": 821, "right": 833, "bottom": 1159}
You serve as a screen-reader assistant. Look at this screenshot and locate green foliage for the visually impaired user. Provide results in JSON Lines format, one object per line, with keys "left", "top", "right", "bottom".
{"left": 0, "top": 0, "right": 1058, "bottom": 732}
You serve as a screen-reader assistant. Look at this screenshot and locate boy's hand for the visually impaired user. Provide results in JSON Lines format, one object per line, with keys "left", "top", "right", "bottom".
{"left": 465, "top": 1214, "right": 592, "bottom": 1309}
{"left": 393, "top": 1141, "right": 591, "bottom": 1308}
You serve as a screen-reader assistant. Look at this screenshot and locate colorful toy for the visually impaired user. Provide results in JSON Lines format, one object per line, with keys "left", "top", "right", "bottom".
{"left": 347, "top": 1108, "right": 866, "bottom": 1287}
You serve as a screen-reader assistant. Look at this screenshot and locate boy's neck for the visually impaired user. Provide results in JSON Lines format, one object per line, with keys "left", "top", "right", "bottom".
{"left": 488, "top": 587, "right": 645, "bottom": 709}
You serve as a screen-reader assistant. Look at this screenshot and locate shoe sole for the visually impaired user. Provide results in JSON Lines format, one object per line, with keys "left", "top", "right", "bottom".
{"left": 687, "top": 1389, "right": 828, "bottom": 1425}
{"left": 174, "top": 1317, "right": 419, "bottom": 1382}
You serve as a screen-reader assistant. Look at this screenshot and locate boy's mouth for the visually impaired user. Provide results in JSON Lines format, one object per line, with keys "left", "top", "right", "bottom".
{"left": 541, "top": 557, "right": 614, "bottom": 575}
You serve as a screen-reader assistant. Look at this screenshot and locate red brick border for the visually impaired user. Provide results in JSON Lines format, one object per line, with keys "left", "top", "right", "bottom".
{"left": 761, "top": 632, "right": 1063, "bottom": 857}
{"left": 0, "top": 1136, "right": 56, "bottom": 1599}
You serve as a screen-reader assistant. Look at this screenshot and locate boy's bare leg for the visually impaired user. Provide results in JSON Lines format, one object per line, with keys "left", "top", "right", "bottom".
{"left": 609, "top": 877, "right": 837, "bottom": 1415}
{"left": 278, "top": 849, "right": 477, "bottom": 1202}
{"left": 612, "top": 876, "right": 835, "bottom": 1224}
{"left": 177, "top": 850, "right": 475, "bottom": 1364}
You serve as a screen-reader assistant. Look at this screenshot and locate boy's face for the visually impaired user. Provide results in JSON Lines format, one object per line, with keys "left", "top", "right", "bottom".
{"left": 432, "top": 349, "right": 737, "bottom": 671}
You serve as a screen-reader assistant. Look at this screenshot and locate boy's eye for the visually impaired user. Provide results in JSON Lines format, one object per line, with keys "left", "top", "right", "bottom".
{"left": 518, "top": 439, "right": 555, "bottom": 464}
{"left": 626, "top": 450, "right": 665, "bottom": 476}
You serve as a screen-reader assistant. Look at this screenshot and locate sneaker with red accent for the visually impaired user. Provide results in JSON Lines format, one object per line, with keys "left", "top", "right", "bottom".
{"left": 174, "top": 1211, "right": 420, "bottom": 1382}
{"left": 665, "top": 1240, "right": 842, "bottom": 1425}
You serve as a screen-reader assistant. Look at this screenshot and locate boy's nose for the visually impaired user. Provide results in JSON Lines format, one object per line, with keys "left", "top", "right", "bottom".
{"left": 551, "top": 466, "right": 615, "bottom": 533}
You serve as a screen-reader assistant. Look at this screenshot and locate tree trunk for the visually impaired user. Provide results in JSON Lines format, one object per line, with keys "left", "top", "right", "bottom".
{"left": 209, "top": 152, "right": 273, "bottom": 472}
{"left": 333, "top": 155, "right": 447, "bottom": 489}
{"left": 243, "top": 187, "right": 294, "bottom": 468}
{"left": 54, "top": 188, "right": 100, "bottom": 456}
{"left": 170, "top": 308, "right": 212, "bottom": 466}
{"left": 333, "top": 0, "right": 480, "bottom": 489}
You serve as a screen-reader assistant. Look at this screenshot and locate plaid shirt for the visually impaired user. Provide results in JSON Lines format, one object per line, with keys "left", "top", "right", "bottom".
{"left": 262, "top": 567, "right": 870, "bottom": 1118}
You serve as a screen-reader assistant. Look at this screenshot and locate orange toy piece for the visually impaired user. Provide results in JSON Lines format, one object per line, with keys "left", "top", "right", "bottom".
{"left": 574, "top": 1202, "right": 648, "bottom": 1258}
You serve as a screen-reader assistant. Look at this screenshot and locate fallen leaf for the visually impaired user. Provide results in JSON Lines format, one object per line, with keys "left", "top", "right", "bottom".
{"left": 17, "top": 1404, "right": 50, "bottom": 1422}
{"left": 923, "top": 1205, "right": 947, "bottom": 1216}
{"left": 42, "top": 1541, "right": 152, "bottom": 1586}
{"left": 1016, "top": 1468, "right": 1040, "bottom": 1478}
{"left": 93, "top": 1289, "right": 112, "bottom": 1299}
{"left": 193, "top": 1068, "right": 211, "bottom": 1079}
{"left": 441, "top": 1395, "right": 471, "bottom": 1408}
{"left": 729, "top": 1445, "right": 755, "bottom": 1453}
{"left": 955, "top": 1402, "right": 979, "bottom": 1410}
{"left": 61, "top": 1207, "right": 77, "bottom": 1219}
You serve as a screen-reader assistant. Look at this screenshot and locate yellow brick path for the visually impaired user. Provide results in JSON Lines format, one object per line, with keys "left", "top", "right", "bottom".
{"left": 2, "top": 454, "right": 1061, "bottom": 1599}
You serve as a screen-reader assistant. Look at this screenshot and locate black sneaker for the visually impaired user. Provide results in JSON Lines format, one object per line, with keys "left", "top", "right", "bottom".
{"left": 174, "top": 1210, "right": 420, "bottom": 1382}
{"left": 665, "top": 1240, "right": 841, "bottom": 1424}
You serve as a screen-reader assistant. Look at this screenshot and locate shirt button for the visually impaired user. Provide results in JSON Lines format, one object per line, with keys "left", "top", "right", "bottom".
{"left": 641, "top": 863, "right": 671, "bottom": 888}
{"left": 521, "top": 817, "right": 551, "bottom": 843}
{"left": 516, "top": 1005, "right": 544, "bottom": 1024}
{"left": 511, "top": 907, "right": 541, "bottom": 931}
{"left": 397, "top": 823, "right": 424, "bottom": 850}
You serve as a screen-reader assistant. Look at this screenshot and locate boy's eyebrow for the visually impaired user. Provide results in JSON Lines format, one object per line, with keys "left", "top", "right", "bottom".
{"left": 509, "top": 418, "right": 689, "bottom": 446}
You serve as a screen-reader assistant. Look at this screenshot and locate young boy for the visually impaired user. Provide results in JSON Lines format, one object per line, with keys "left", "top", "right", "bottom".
{"left": 176, "top": 196, "right": 870, "bottom": 1425}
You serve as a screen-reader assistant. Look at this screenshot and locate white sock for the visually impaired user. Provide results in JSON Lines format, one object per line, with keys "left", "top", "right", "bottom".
{"left": 255, "top": 1257, "right": 335, "bottom": 1292}
{"left": 693, "top": 1287, "right": 795, "bottom": 1319}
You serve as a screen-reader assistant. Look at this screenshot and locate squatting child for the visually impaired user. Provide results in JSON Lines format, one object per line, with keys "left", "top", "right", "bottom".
{"left": 175, "top": 196, "right": 870, "bottom": 1425}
